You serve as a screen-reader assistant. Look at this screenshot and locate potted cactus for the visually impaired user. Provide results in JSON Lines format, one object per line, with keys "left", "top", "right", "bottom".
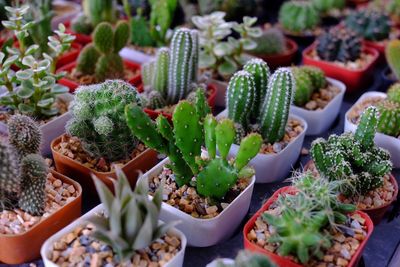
{"left": 243, "top": 172, "right": 374, "bottom": 267}
{"left": 41, "top": 168, "right": 187, "bottom": 267}
{"left": 218, "top": 60, "right": 307, "bottom": 183}
{"left": 125, "top": 98, "right": 262, "bottom": 247}
{"left": 0, "top": 114, "right": 82, "bottom": 264}
{"left": 387, "top": 0, "right": 400, "bottom": 25}
{"left": 278, "top": 0, "right": 322, "bottom": 44}
{"left": 345, "top": 84, "right": 400, "bottom": 168}
{"left": 248, "top": 25, "right": 298, "bottom": 70}
{"left": 51, "top": 80, "right": 158, "bottom": 193}
{"left": 312, "top": 0, "right": 346, "bottom": 19}
{"left": 290, "top": 66, "right": 346, "bottom": 135}
{"left": 311, "top": 107, "right": 398, "bottom": 224}
{"left": 0, "top": 5, "right": 76, "bottom": 155}
{"left": 139, "top": 28, "right": 217, "bottom": 119}
{"left": 191, "top": 11, "right": 262, "bottom": 106}
{"left": 57, "top": 20, "right": 141, "bottom": 91}
{"left": 206, "top": 250, "right": 276, "bottom": 267}
{"left": 381, "top": 39, "right": 400, "bottom": 89}
{"left": 303, "top": 26, "right": 379, "bottom": 91}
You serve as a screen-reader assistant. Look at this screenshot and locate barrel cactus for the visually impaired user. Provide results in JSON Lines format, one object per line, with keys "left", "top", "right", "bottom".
{"left": 377, "top": 100, "right": 400, "bottom": 137}
{"left": 250, "top": 27, "right": 286, "bottom": 55}
{"left": 345, "top": 10, "right": 391, "bottom": 41}
{"left": 311, "top": 0, "right": 345, "bottom": 13}
{"left": 278, "top": 0, "right": 320, "bottom": 34}
{"left": 66, "top": 80, "right": 141, "bottom": 162}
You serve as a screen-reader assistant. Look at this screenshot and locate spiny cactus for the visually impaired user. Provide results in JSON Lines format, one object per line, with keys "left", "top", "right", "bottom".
{"left": 311, "top": 107, "right": 392, "bottom": 196}
{"left": 66, "top": 80, "right": 141, "bottom": 162}
{"left": 377, "top": 100, "right": 400, "bottom": 137}
{"left": 125, "top": 99, "right": 262, "bottom": 199}
{"left": 76, "top": 21, "right": 130, "bottom": 82}
{"left": 386, "top": 40, "right": 400, "bottom": 80}
{"left": 317, "top": 27, "right": 362, "bottom": 63}
{"left": 250, "top": 27, "right": 285, "bottom": 56}
{"left": 345, "top": 10, "right": 390, "bottom": 42}
{"left": 278, "top": 0, "right": 320, "bottom": 34}
{"left": 311, "top": 0, "right": 345, "bottom": 13}
{"left": 302, "top": 66, "right": 327, "bottom": 90}
{"left": 0, "top": 142, "right": 20, "bottom": 208}
{"left": 90, "top": 168, "right": 177, "bottom": 261}
{"left": 147, "top": 91, "right": 167, "bottom": 110}
{"left": 153, "top": 48, "right": 170, "bottom": 97}
{"left": 292, "top": 67, "right": 314, "bottom": 107}
{"left": 387, "top": 83, "right": 400, "bottom": 103}
{"left": 260, "top": 68, "right": 294, "bottom": 144}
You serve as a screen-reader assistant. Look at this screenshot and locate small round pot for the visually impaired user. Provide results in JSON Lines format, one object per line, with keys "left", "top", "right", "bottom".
{"left": 243, "top": 186, "right": 374, "bottom": 267}
{"left": 0, "top": 170, "right": 82, "bottom": 264}
{"left": 64, "top": 20, "right": 92, "bottom": 45}
{"left": 51, "top": 134, "right": 158, "bottom": 194}
{"left": 249, "top": 38, "right": 298, "bottom": 70}
{"left": 380, "top": 66, "right": 397, "bottom": 92}
{"left": 302, "top": 43, "right": 379, "bottom": 92}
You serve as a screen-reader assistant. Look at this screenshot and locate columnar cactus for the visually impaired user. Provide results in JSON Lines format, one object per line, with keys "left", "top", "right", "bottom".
{"left": 316, "top": 27, "right": 362, "bottom": 63}
{"left": 386, "top": 40, "right": 400, "bottom": 80}
{"left": 278, "top": 0, "right": 320, "bottom": 34}
{"left": 345, "top": 10, "right": 391, "bottom": 41}
{"left": 125, "top": 98, "right": 262, "bottom": 199}
{"left": 292, "top": 67, "right": 314, "bottom": 107}
{"left": 153, "top": 48, "right": 170, "bottom": 97}
{"left": 76, "top": 21, "right": 130, "bottom": 82}
{"left": 311, "top": 107, "right": 392, "bottom": 196}
{"left": 260, "top": 68, "right": 294, "bottom": 143}
{"left": 66, "top": 80, "right": 141, "bottom": 162}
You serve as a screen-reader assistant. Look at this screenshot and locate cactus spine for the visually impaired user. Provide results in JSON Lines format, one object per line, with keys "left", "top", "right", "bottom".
{"left": 260, "top": 68, "right": 294, "bottom": 143}
{"left": 386, "top": 40, "right": 400, "bottom": 80}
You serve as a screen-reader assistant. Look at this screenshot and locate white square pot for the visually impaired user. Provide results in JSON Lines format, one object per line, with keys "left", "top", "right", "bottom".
{"left": 138, "top": 157, "right": 256, "bottom": 247}
{"left": 0, "top": 93, "right": 73, "bottom": 156}
{"left": 120, "top": 47, "right": 155, "bottom": 64}
{"left": 344, "top": 91, "right": 400, "bottom": 168}
{"left": 41, "top": 204, "right": 187, "bottom": 267}
{"left": 217, "top": 110, "right": 307, "bottom": 183}
{"left": 291, "top": 78, "right": 346, "bottom": 135}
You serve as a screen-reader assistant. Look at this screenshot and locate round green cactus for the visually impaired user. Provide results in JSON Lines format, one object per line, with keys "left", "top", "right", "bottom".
{"left": 279, "top": 0, "right": 320, "bottom": 33}
{"left": 345, "top": 10, "right": 391, "bottom": 42}
{"left": 312, "top": 0, "right": 345, "bottom": 13}
{"left": 292, "top": 67, "right": 314, "bottom": 107}
{"left": 250, "top": 27, "right": 285, "bottom": 55}
{"left": 147, "top": 90, "right": 167, "bottom": 109}
{"left": 387, "top": 83, "right": 400, "bottom": 103}
{"left": 302, "top": 66, "right": 327, "bottom": 90}
{"left": 377, "top": 100, "right": 400, "bottom": 137}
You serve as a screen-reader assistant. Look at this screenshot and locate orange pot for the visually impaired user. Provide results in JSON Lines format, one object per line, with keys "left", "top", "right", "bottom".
{"left": 0, "top": 170, "right": 82, "bottom": 264}
{"left": 51, "top": 134, "right": 158, "bottom": 193}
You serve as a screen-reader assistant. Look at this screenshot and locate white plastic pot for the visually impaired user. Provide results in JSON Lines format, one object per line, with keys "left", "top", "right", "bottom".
{"left": 138, "top": 157, "right": 256, "bottom": 247}
{"left": 291, "top": 77, "right": 346, "bottom": 135}
{"left": 217, "top": 110, "right": 307, "bottom": 183}
{"left": 206, "top": 258, "right": 235, "bottom": 267}
{"left": 41, "top": 204, "right": 187, "bottom": 267}
{"left": 210, "top": 79, "right": 228, "bottom": 107}
{"left": 344, "top": 91, "right": 400, "bottom": 168}
{"left": 0, "top": 93, "right": 73, "bottom": 156}
{"left": 120, "top": 47, "right": 155, "bottom": 64}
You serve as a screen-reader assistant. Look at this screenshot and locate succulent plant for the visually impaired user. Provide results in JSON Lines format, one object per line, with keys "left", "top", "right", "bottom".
{"left": 262, "top": 172, "right": 356, "bottom": 264}
{"left": 302, "top": 66, "right": 327, "bottom": 90}
{"left": 192, "top": 11, "right": 262, "bottom": 79}
{"left": 90, "top": 168, "right": 178, "bottom": 261}
{"left": 311, "top": 107, "right": 392, "bottom": 196}
{"left": 345, "top": 10, "right": 391, "bottom": 42}
{"left": 278, "top": 0, "right": 320, "bottom": 34}
{"left": 316, "top": 27, "right": 362, "bottom": 63}
{"left": 213, "top": 250, "right": 276, "bottom": 267}
{"left": 0, "top": 114, "right": 48, "bottom": 215}
{"left": 387, "top": 83, "right": 400, "bottom": 103}
{"left": 386, "top": 40, "right": 400, "bottom": 80}
{"left": 311, "top": 0, "right": 345, "bottom": 13}
{"left": 125, "top": 98, "right": 262, "bottom": 199}
{"left": 250, "top": 27, "right": 286, "bottom": 56}
{"left": 76, "top": 21, "right": 130, "bottom": 82}
{"left": 377, "top": 100, "right": 400, "bottom": 137}
{"left": 66, "top": 80, "right": 141, "bottom": 162}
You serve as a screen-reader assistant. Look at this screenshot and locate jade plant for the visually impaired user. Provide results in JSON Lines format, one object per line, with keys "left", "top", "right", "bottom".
{"left": 261, "top": 172, "right": 356, "bottom": 264}
{"left": 291, "top": 66, "right": 327, "bottom": 106}
{"left": 226, "top": 59, "right": 295, "bottom": 144}
{"left": 250, "top": 27, "right": 286, "bottom": 56}
{"left": 0, "top": 5, "right": 74, "bottom": 119}
{"left": 386, "top": 39, "right": 400, "bottom": 80}
{"left": 316, "top": 27, "right": 362, "bottom": 63}
{"left": 76, "top": 21, "right": 130, "bottom": 82}
{"left": 278, "top": 0, "right": 320, "bottom": 34}
{"left": 213, "top": 250, "right": 276, "bottom": 267}
{"left": 66, "top": 80, "right": 141, "bottom": 162}
{"left": 90, "top": 168, "right": 178, "bottom": 262}
{"left": 71, "top": 0, "right": 117, "bottom": 35}
{"left": 125, "top": 98, "right": 262, "bottom": 199}
{"left": 311, "top": 106, "right": 393, "bottom": 196}
{"left": 0, "top": 114, "right": 47, "bottom": 216}
{"left": 140, "top": 28, "right": 202, "bottom": 109}
{"left": 192, "top": 11, "right": 262, "bottom": 80}
{"left": 345, "top": 10, "right": 391, "bottom": 42}
{"left": 376, "top": 83, "right": 400, "bottom": 137}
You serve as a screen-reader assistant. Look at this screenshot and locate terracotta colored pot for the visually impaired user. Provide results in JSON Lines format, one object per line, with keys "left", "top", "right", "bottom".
{"left": 56, "top": 42, "right": 82, "bottom": 69}
{"left": 304, "top": 160, "right": 398, "bottom": 225}
{"left": 0, "top": 170, "right": 82, "bottom": 264}
{"left": 57, "top": 59, "right": 141, "bottom": 92}
{"left": 302, "top": 43, "right": 379, "bottom": 92}
{"left": 64, "top": 21, "right": 92, "bottom": 45}
{"left": 51, "top": 134, "right": 158, "bottom": 193}
{"left": 249, "top": 38, "right": 298, "bottom": 70}
{"left": 243, "top": 186, "right": 374, "bottom": 267}
{"left": 143, "top": 84, "right": 218, "bottom": 121}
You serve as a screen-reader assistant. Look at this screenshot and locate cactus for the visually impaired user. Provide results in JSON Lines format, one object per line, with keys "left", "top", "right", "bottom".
{"left": 311, "top": 0, "right": 345, "bottom": 13}
{"left": 310, "top": 107, "right": 392, "bottom": 196}
{"left": 76, "top": 21, "right": 130, "bottom": 82}
{"left": 153, "top": 48, "right": 170, "bottom": 97}
{"left": 147, "top": 91, "right": 167, "bottom": 109}
{"left": 0, "top": 142, "right": 20, "bottom": 201}
{"left": 250, "top": 27, "right": 285, "bottom": 55}
{"left": 302, "top": 66, "right": 327, "bottom": 90}
{"left": 377, "top": 100, "right": 400, "bottom": 137}
{"left": 66, "top": 80, "right": 141, "bottom": 162}
{"left": 226, "top": 70, "right": 256, "bottom": 127}
{"left": 292, "top": 67, "right": 314, "bottom": 107}
{"left": 260, "top": 68, "right": 294, "bottom": 143}
{"left": 386, "top": 40, "right": 400, "bottom": 80}
{"left": 214, "top": 250, "right": 275, "bottom": 267}
{"left": 234, "top": 123, "right": 246, "bottom": 144}
{"left": 243, "top": 59, "right": 271, "bottom": 120}
{"left": 316, "top": 27, "right": 362, "bottom": 63}
{"left": 387, "top": 83, "right": 400, "bottom": 103}
{"left": 345, "top": 10, "right": 390, "bottom": 41}
{"left": 278, "top": 0, "right": 320, "bottom": 34}
{"left": 71, "top": 14, "right": 93, "bottom": 35}
{"left": 125, "top": 99, "right": 262, "bottom": 199}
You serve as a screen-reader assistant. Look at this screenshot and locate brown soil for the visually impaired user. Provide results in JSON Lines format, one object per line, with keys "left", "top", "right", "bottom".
{"left": 66, "top": 67, "right": 140, "bottom": 86}
{"left": 308, "top": 49, "right": 375, "bottom": 70}
{"left": 299, "top": 84, "right": 341, "bottom": 111}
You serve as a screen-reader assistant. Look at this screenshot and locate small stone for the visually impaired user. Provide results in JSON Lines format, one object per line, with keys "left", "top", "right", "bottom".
{"left": 53, "top": 179, "right": 62, "bottom": 187}
{"left": 272, "top": 143, "right": 282, "bottom": 153}
{"left": 340, "top": 248, "right": 351, "bottom": 259}
{"left": 247, "top": 229, "right": 257, "bottom": 241}
{"left": 67, "top": 185, "right": 76, "bottom": 194}
{"left": 165, "top": 235, "right": 180, "bottom": 247}
{"left": 323, "top": 255, "right": 334, "bottom": 262}
{"left": 205, "top": 205, "right": 218, "bottom": 215}
{"left": 90, "top": 253, "right": 101, "bottom": 267}
{"left": 305, "top": 100, "right": 317, "bottom": 110}
{"left": 336, "top": 257, "right": 349, "bottom": 266}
